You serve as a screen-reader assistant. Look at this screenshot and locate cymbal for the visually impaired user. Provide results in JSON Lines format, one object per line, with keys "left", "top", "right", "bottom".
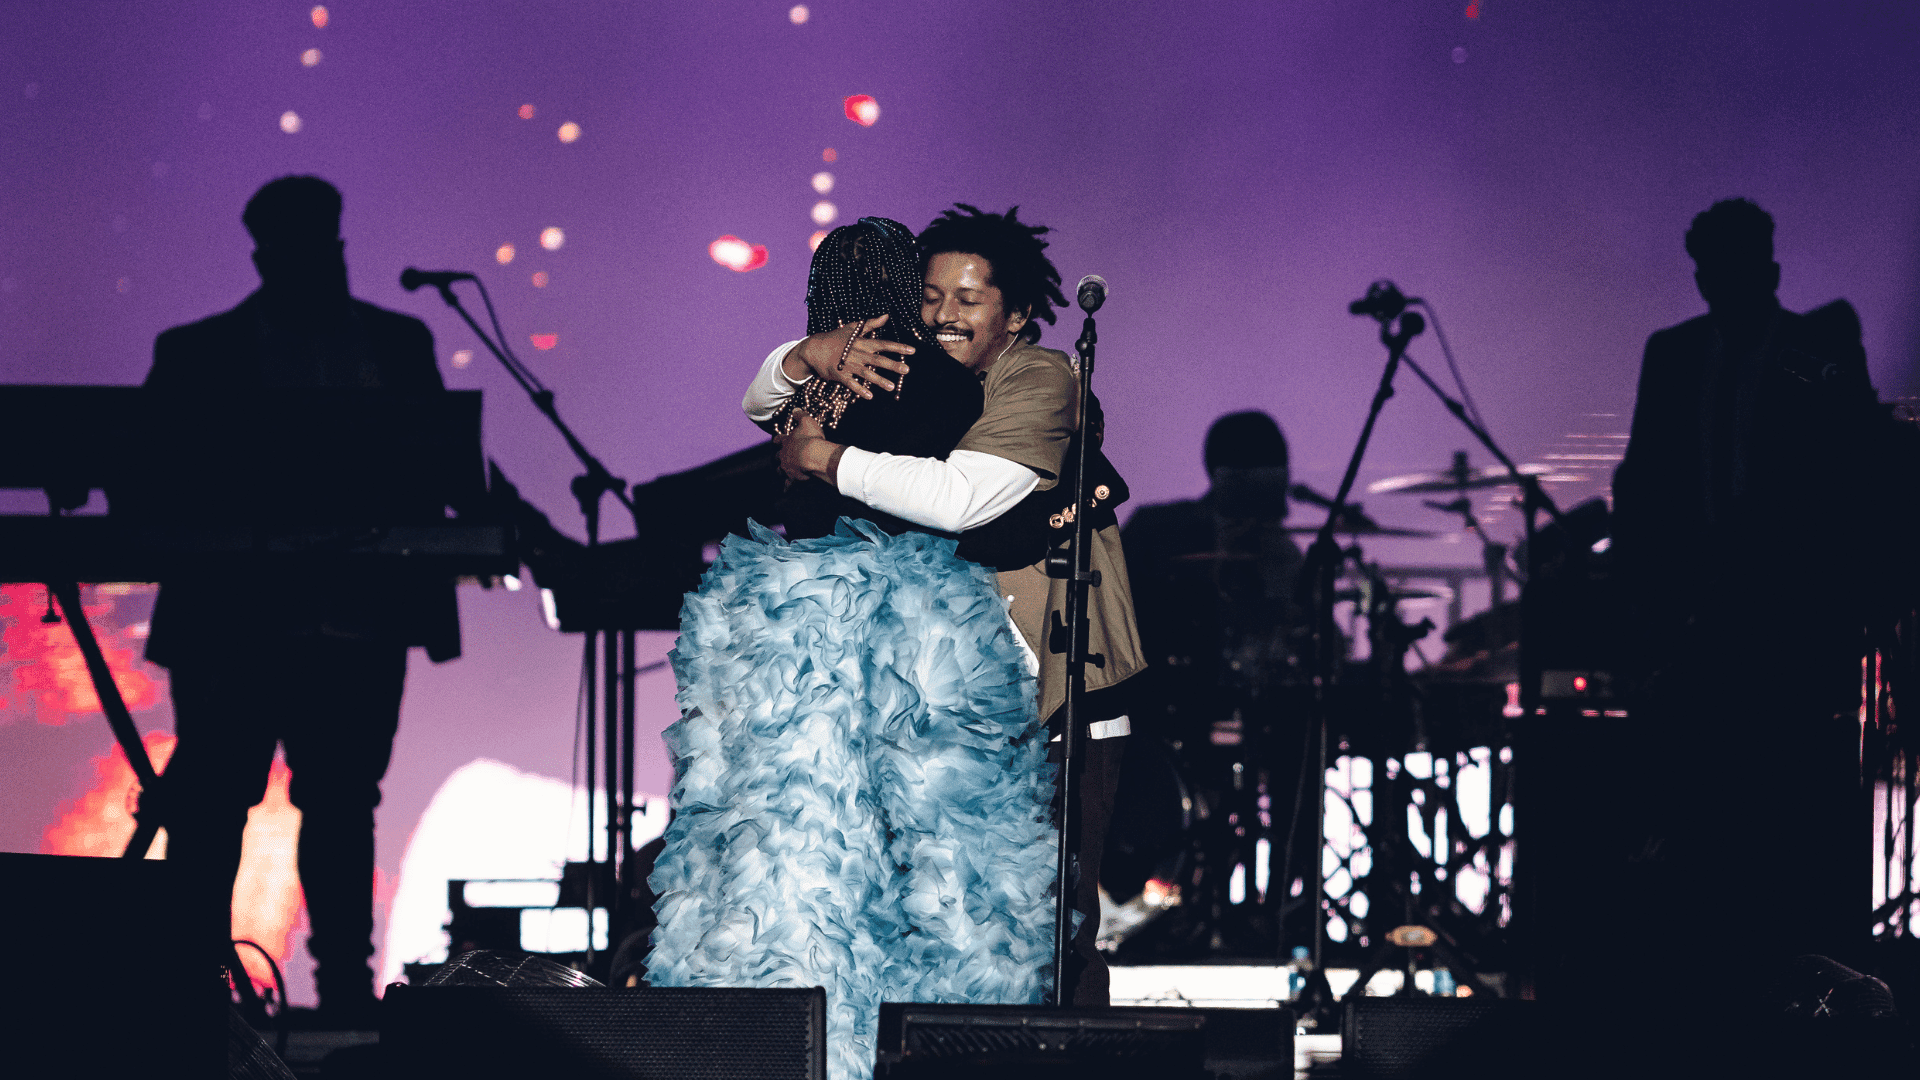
{"left": 1367, "top": 462, "right": 1552, "bottom": 495}
{"left": 1284, "top": 523, "right": 1438, "bottom": 538}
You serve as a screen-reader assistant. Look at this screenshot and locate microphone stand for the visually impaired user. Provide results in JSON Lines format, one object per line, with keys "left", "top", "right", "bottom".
{"left": 420, "top": 277, "right": 635, "bottom": 971}
{"left": 1294, "top": 307, "right": 1424, "bottom": 1028}
{"left": 1044, "top": 294, "right": 1104, "bottom": 1005}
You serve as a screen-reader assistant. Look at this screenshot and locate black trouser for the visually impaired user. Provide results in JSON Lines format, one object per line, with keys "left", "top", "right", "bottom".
{"left": 1048, "top": 683, "right": 1132, "bottom": 1007}
{"left": 158, "top": 636, "right": 407, "bottom": 1007}
{"left": 1537, "top": 618, "right": 1865, "bottom": 1078}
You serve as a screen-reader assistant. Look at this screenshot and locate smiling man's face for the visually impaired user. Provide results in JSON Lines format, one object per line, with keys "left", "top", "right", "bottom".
{"left": 921, "top": 251, "right": 1027, "bottom": 372}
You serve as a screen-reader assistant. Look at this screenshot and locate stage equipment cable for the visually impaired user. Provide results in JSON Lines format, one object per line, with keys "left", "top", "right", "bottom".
{"left": 1413, "top": 300, "right": 1488, "bottom": 433}
{"left": 231, "top": 938, "right": 289, "bottom": 1057}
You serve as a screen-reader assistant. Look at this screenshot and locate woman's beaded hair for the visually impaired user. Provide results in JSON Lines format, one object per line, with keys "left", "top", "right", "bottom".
{"left": 805, "top": 216, "right": 937, "bottom": 346}
{"left": 780, "top": 217, "right": 935, "bottom": 434}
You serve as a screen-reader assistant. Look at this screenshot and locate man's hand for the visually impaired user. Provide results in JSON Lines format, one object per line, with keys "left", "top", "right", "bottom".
{"left": 775, "top": 411, "right": 848, "bottom": 485}
{"left": 783, "top": 314, "right": 913, "bottom": 401}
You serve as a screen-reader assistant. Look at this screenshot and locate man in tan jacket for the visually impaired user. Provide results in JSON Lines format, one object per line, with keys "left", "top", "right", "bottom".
{"left": 754, "top": 205, "right": 1143, "bottom": 1005}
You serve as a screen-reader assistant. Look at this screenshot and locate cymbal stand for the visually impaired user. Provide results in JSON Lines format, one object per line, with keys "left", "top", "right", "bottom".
{"left": 422, "top": 277, "right": 637, "bottom": 970}
{"left": 1422, "top": 485, "right": 1510, "bottom": 607}
{"left": 1388, "top": 323, "right": 1567, "bottom": 999}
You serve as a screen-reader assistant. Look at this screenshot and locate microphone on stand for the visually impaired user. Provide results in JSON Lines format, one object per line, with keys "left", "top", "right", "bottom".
{"left": 1349, "top": 279, "right": 1420, "bottom": 322}
{"left": 1076, "top": 274, "right": 1109, "bottom": 314}
{"left": 400, "top": 267, "right": 477, "bottom": 292}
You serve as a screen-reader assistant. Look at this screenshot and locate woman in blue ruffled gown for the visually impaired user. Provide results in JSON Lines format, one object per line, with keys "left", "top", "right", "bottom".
{"left": 645, "top": 218, "right": 1058, "bottom": 1080}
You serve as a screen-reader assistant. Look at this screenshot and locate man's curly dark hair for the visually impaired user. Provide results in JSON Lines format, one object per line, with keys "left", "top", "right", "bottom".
{"left": 917, "top": 204, "right": 1068, "bottom": 338}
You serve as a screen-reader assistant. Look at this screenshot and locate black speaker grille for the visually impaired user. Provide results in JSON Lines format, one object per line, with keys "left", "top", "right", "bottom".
{"left": 383, "top": 984, "right": 826, "bottom": 1080}
{"left": 881, "top": 1004, "right": 1206, "bottom": 1067}
{"left": 1343, "top": 997, "right": 1534, "bottom": 1079}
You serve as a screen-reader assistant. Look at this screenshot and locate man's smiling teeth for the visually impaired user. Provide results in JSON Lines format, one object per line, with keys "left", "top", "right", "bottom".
{"left": 935, "top": 331, "right": 968, "bottom": 342}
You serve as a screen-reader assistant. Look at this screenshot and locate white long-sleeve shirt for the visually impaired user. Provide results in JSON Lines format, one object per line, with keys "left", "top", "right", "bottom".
{"left": 743, "top": 342, "right": 1039, "bottom": 533}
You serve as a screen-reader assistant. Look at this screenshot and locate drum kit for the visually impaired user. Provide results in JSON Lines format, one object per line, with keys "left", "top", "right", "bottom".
{"left": 1099, "top": 451, "right": 1546, "bottom": 973}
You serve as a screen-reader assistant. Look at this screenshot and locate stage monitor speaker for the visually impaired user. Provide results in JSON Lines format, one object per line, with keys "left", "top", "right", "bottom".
{"left": 381, "top": 983, "right": 826, "bottom": 1079}
{"left": 874, "top": 1002, "right": 1209, "bottom": 1079}
{"left": 1342, "top": 996, "right": 1540, "bottom": 1079}
{"left": 0, "top": 852, "right": 227, "bottom": 1078}
{"left": 1193, "top": 1006, "right": 1294, "bottom": 1079}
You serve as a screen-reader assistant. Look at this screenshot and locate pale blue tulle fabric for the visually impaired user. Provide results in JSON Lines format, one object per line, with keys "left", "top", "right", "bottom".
{"left": 646, "top": 519, "right": 1058, "bottom": 1080}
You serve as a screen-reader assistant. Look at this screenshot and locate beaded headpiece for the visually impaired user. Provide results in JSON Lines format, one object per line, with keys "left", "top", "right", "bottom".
{"left": 777, "top": 217, "right": 937, "bottom": 434}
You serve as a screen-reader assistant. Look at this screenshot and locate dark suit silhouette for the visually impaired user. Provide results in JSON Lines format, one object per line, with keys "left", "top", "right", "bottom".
{"left": 146, "top": 177, "right": 455, "bottom": 1021}
{"left": 1578, "top": 201, "right": 1888, "bottom": 1076}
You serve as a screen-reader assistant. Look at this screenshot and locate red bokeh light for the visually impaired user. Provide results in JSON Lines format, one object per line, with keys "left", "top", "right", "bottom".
{"left": 843, "top": 95, "right": 879, "bottom": 127}
{"left": 1465, "top": 2, "right": 1480, "bottom": 17}
{"left": 822, "top": 147, "right": 837, "bottom": 162}
{"left": 709, "top": 235, "right": 768, "bottom": 272}
{"left": 530, "top": 333, "right": 558, "bottom": 350}
{"left": 518, "top": 103, "right": 535, "bottom": 120}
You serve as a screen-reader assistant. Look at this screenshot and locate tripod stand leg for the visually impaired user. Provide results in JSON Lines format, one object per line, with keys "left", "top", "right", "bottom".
{"left": 45, "top": 582, "right": 166, "bottom": 859}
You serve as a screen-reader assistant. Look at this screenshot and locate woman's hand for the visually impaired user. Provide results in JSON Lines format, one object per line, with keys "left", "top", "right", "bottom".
{"left": 775, "top": 411, "right": 847, "bottom": 484}
{"left": 783, "top": 314, "right": 913, "bottom": 401}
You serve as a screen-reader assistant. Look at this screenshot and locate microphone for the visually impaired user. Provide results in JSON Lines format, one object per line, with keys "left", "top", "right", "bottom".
{"left": 1076, "top": 274, "right": 1109, "bottom": 314}
{"left": 1348, "top": 279, "right": 1419, "bottom": 322}
{"left": 400, "top": 267, "right": 477, "bottom": 292}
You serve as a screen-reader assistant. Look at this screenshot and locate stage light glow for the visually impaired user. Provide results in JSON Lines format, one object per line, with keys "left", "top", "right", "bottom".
{"left": 301, "top": 48, "right": 322, "bottom": 67}
{"left": 811, "top": 200, "right": 837, "bottom": 226}
{"left": 540, "top": 227, "right": 564, "bottom": 251}
{"left": 531, "top": 271, "right": 549, "bottom": 288}
{"left": 0, "top": 584, "right": 159, "bottom": 724}
{"left": 822, "top": 147, "right": 837, "bottom": 162}
{"left": 808, "top": 230, "right": 828, "bottom": 251}
{"left": 495, "top": 242, "right": 515, "bottom": 265}
{"left": 530, "top": 333, "right": 558, "bottom": 350}
{"left": 377, "top": 759, "right": 670, "bottom": 989}
{"left": 557, "top": 121, "right": 581, "bottom": 143}
{"left": 518, "top": 103, "right": 535, "bottom": 120}
{"left": 451, "top": 350, "right": 473, "bottom": 369}
{"left": 1465, "top": 1, "right": 1480, "bottom": 17}
{"left": 280, "top": 111, "right": 302, "bottom": 134}
{"left": 789, "top": 5, "right": 809, "bottom": 24}
{"left": 43, "top": 730, "right": 305, "bottom": 993}
{"left": 311, "top": 5, "right": 328, "bottom": 28}
{"left": 709, "top": 235, "right": 768, "bottom": 272}
{"left": 1452, "top": 46, "right": 1468, "bottom": 63}
{"left": 843, "top": 95, "right": 879, "bottom": 126}
{"left": 811, "top": 171, "right": 834, "bottom": 194}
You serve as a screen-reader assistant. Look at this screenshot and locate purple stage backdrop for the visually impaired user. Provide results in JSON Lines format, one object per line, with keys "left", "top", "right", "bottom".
{"left": 4, "top": 1, "right": 1918, "bottom": 1000}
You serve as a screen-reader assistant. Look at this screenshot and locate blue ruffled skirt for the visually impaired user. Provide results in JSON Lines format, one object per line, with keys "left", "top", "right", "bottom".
{"left": 646, "top": 519, "right": 1057, "bottom": 1080}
